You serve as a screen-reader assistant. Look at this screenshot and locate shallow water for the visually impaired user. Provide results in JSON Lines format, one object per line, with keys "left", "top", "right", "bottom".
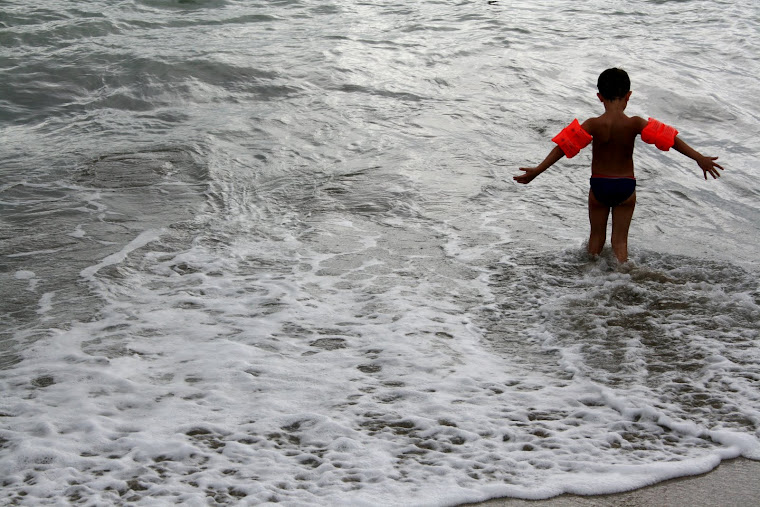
{"left": 1, "top": 0, "right": 759, "bottom": 505}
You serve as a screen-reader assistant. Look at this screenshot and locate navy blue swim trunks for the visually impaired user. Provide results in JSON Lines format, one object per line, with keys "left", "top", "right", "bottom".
{"left": 589, "top": 176, "right": 636, "bottom": 208}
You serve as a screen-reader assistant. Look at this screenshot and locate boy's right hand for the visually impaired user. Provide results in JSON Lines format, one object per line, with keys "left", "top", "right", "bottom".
{"left": 697, "top": 156, "right": 724, "bottom": 179}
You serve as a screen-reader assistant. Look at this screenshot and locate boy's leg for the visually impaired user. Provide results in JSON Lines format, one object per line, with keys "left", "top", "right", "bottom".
{"left": 588, "top": 190, "right": 609, "bottom": 257}
{"left": 610, "top": 192, "right": 636, "bottom": 263}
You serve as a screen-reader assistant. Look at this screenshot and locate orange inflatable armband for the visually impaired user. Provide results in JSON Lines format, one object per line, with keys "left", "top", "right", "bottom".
{"left": 641, "top": 118, "right": 678, "bottom": 151}
{"left": 552, "top": 119, "right": 592, "bottom": 158}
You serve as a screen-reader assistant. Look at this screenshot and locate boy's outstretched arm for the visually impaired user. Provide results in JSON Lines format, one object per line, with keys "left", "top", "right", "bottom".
{"left": 672, "top": 137, "right": 724, "bottom": 179}
{"left": 514, "top": 145, "right": 565, "bottom": 184}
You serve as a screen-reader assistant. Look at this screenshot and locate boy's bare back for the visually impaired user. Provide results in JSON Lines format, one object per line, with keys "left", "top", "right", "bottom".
{"left": 583, "top": 108, "right": 645, "bottom": 178}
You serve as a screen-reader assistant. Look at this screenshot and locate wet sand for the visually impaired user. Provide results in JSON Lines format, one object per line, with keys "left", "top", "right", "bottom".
{"left": 459, "top": 458, "right": 760, "bottom": 507}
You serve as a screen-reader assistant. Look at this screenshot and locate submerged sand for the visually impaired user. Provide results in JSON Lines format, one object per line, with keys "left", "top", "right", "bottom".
{"left": 459, "top": 458, "right": 760, "bottom": 507}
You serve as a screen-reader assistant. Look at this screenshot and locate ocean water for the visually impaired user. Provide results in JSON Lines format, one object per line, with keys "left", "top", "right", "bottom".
{"left": 1, "top": 0, "right": 759, "bottom": 505}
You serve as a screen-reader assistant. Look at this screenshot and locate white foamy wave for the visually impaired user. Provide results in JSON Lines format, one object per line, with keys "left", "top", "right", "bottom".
{"left": 3, "top": 208, "right": 759, "bottom": 505}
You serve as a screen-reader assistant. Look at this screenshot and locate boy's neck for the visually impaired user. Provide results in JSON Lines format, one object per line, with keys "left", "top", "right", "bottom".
{"left": 603, "top": 100, "right": 628, "bottom": 114}
{"left": 598, "top": 91, "right": 631, "bottom": 114}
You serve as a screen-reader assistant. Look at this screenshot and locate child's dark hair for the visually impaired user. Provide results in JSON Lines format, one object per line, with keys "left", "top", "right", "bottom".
{"left": 597, "top": 68, "right": 630, "bottom": 100}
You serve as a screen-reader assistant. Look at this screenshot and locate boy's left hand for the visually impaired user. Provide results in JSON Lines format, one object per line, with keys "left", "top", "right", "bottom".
{"left": 514, "top": 167, "right": 540, "bottom": 184}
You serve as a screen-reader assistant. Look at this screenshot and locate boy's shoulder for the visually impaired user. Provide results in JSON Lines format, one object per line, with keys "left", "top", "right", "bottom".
{"left": 582, "top": 114, "right": 648, "bottom": 133}
{"left": 628, "top": 115, "right": 649, "bottom": 130}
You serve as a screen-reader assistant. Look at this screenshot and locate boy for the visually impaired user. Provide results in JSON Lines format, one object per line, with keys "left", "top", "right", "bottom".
{"left": 514, "top": 68, "right": 724, "bottom": 263}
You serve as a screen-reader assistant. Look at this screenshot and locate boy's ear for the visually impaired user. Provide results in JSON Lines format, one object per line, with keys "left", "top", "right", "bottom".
{"left": 625, "top": 91, "right": 632, "bottom": 101}
{"left": 597, "top": 92, "right": 604, "bottom": 102}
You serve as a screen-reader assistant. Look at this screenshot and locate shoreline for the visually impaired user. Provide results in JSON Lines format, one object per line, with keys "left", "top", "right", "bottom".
{"left": 458, "top": 458, "right": 760, "bottom": 507}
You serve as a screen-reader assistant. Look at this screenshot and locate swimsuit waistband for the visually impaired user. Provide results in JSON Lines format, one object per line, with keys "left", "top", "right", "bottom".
{"left": 590, "top": 174, "right": 636, "bottom": 180}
